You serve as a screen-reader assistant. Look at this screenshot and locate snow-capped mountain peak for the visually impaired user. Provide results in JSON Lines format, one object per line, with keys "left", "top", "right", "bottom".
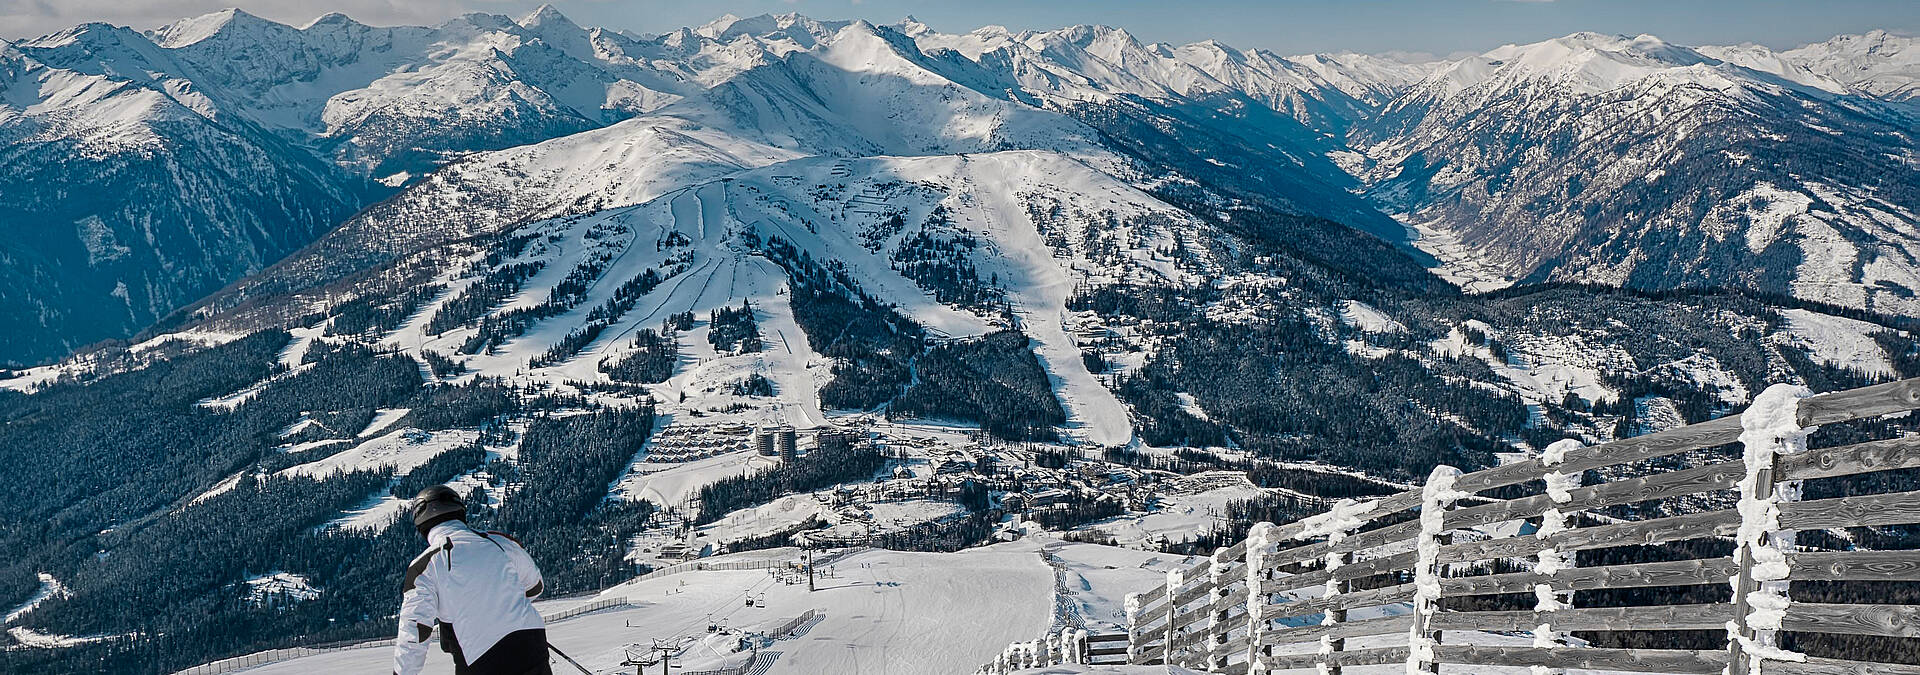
{"left": 1783, "top": 29, "right": 1919, "bottom": 100}
{"left": 149, "top": 8, "right": 280, "bottom": 48}
{"left": 1405, "top": 29, "right": 1866, "bottom": 108}
{"left": 694, "top": 12, "right": 746, "bottom": 39}
{"left": 517, "top": 3, "right": 578, "bottom": 31}
{"left": 893, "top": 15, "right": 933, "bottom": 37}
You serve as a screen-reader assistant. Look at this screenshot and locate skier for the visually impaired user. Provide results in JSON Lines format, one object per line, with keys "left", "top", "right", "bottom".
{"left": 394, "top": 485, "right": 551, "bottom": 675}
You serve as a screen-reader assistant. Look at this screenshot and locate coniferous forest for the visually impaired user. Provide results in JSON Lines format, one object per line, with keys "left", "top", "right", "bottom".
{"left": 0, "top": 329, "right": 665, "bottom": 673}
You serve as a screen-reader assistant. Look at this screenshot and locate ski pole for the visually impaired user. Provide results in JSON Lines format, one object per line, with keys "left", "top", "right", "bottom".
{"left": 547, "top": 641, "right": 594, "bottom": 675}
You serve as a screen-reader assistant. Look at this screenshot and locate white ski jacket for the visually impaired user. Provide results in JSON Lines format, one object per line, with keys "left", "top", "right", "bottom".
{"left": 393, "top": 521, "right": 546, "bottom": 675}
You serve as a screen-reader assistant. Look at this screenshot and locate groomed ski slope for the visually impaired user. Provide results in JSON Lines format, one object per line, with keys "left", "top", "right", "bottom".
{"left": 238, "top": 540, "right": 1082, "bottom": 675}
{"left": 355, "top": 148, "right": 1202, "bottom": 468}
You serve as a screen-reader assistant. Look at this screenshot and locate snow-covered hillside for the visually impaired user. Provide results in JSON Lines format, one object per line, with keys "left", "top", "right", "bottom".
{"left": 1351, "top": 32, "right": 1920, "bottom": 314}
{"left": 299, "top": 150, "right": 1209, "bottom": 449}
{"left": 1782, "top": 30, "right": 1920, "bottom": 103}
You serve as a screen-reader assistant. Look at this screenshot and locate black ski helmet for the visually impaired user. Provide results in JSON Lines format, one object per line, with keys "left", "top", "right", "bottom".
{"left": 412, "top": 485, "right": 467, "bottom": 536}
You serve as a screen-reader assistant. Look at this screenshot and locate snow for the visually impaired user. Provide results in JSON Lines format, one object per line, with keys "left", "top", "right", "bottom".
{"left": 1539, "top": 439, "right": 1581, "bottom": 503}
{"left": 231, "top": 531, "right": 1654, "bottom": 675}
{"left": 187, "top": 470, "right": 252, "bottom": 506}
{"left": 281, "top": 439, "right": 350, "bottom": 455}
{"left": 1408, "top": 465, "right": 1467, "bottom": 675}
{"left": 1417, "top": 32, "right": 1771, "bottom": 103}
{"left": 1723, "top": 183, "right": 1814, "bottom": 254}
{"left": 243, "top": 572, "right": 322, "bottom": 605}
{"left": 1297, "top": 498, "right": 1378, "bottom": 541}
{"left": 1781, "top": 31, "right": 1920, "bottom": 102}
{"left": 20, "top": 12, "right": 1920, "bottom": 670}
{"left": 280, "top": 428, "right": 479, "bottom": 480}
{"left": 327, "top": 445, "right": 500, "bottom": 532}
{"left": 7, "top": 626, "right": 127, "bottom": 649}
{"left": 1085, "top": 472, "right": 1267, "bottom": 549}
{"left": 357, "top": 408, "right": 412, "bottom": 438}
{"left": 1400, "top": 217, "right": 1515, "bottom": 294}
{"left": 1731, "top": 383, "right": 1814, "bottom": 659}
{"left": 1776, "top": 308, "right": 1896, "bottom": 378}
{"left": 1430, "top": 324, "right": 1621, "bottom": 407}
{"left": 616, "top": 449, "right": 780, "bottom": 514}
{"left": 1337, "top": 301, "right": 1405, "bottom": 334}
{"left": 241, "top": 542, "right": 1064, "bottom": 675}
{"left": 3, "top": 573, "right": 67, "bottom": 625}
{"left": 698, "top": 494, "right": 833, "bottom": 545}
{"left": 391, "top": 148, "right": 1202, "bottom": 447}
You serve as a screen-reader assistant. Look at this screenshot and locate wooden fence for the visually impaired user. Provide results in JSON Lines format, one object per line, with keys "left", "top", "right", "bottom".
{"left": 1113, "top": 377, "right": 1920, "bottom": 675}
{"left": 978, "top": 629, "right": 1131, "bottom": 673}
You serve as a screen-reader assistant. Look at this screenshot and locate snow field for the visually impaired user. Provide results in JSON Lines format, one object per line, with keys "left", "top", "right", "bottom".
{"left": 1775, "top": 308, "right": 1896, "bottom": 377}
{"left": 281, "top": 428, "right": 481, "bottom": 480}
{"left": 242, "top": 543, "right": 1060, "bottom": 675}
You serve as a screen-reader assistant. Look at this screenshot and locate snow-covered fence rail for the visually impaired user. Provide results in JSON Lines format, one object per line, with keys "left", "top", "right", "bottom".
{"left": 1121, "top": 377, "right": 1920, "bottom": 675}
{"left": 976, "top": 628, "right": 1130, "bottom": 674}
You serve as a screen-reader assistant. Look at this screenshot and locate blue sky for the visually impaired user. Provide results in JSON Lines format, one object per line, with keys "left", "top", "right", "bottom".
{"left": 4, "top": 0, "right": 1915, "bottom": 54}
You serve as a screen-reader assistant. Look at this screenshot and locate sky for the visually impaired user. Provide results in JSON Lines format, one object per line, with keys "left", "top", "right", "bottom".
{"left": 2, "top": 0, "right": 1914, "bottom": 56}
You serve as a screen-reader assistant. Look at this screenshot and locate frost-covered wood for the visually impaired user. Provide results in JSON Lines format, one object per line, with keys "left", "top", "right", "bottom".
{"left": 1430, "top": 604, "right": 1735, "bottom": 632}
{"left": 1777, "top": 489, "right": 1920, "bottom": 530}
{"left": 1454, "top": 377, "right": 1920, "bottom": 495}
{"left": 1444, "top": 459, "right": 1741, "bottom": 529}
{"left": 1119, "top": 377, "right": 1920, "bottom": 675}
{"left": 1438, "top": 508, "right": 1741, "bottom": 565}
{"left": 1257, "top": 614, "right": 1414, "bottom": 644}
{"left": 1262, "top": 583, "right": 1417, "bottom": 621}
{"left": 1439, "top": 557, "right": 1745, "bottom": 597}
{"left": 1787, "top": 550, "right": 1920, "bottom": 581}
{"left": 1763, "top": 657, "right": 1920, "bottom": 675}
{"left": 1781, "top": 603, "right": 1920, "bottom": 637}
{"left": 1260, "top": 646, "right": 1411, "bottom": 670}
{"left": 1431, "top": 646, "right": 1729, "bottom": 674}
{"left": 1778, "top": 435, "right": 1920, "bottom": 480}
{"left": 1409, "top": 465, "right": 1466, "bottom": 675}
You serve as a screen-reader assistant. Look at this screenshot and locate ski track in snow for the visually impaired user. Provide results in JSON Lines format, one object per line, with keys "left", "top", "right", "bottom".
{"left": 3, "top": 573, "right": 67, "bottom": 625}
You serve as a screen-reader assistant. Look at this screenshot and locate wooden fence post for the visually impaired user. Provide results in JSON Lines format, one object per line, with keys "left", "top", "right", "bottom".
{"left": 1303, "top": 498, "right": 1374, "bottom": 675}
{"left": 1125, "top": 592, "right": 1144, "bottom": 665}
{"left": 1532, "top": 439, "right": 1584, "bottom": 675}
{"left": 1410, "top": 465, "right": 1465, "bottom": 675}
{"left": 1324, "top": 549, "right": 1354, "bottom": 675}
{"left": 1210, "top": 547, "right": 1235, "bottom": 671}
{"left": 1246, "top": 522, "right": 1278, "bottom": 673}
{"left": 1729, "top": 384, "right": 1814, "bottom": 675}
{"left": 1165, "top": 567, "right": 1184, "bottom": 668}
